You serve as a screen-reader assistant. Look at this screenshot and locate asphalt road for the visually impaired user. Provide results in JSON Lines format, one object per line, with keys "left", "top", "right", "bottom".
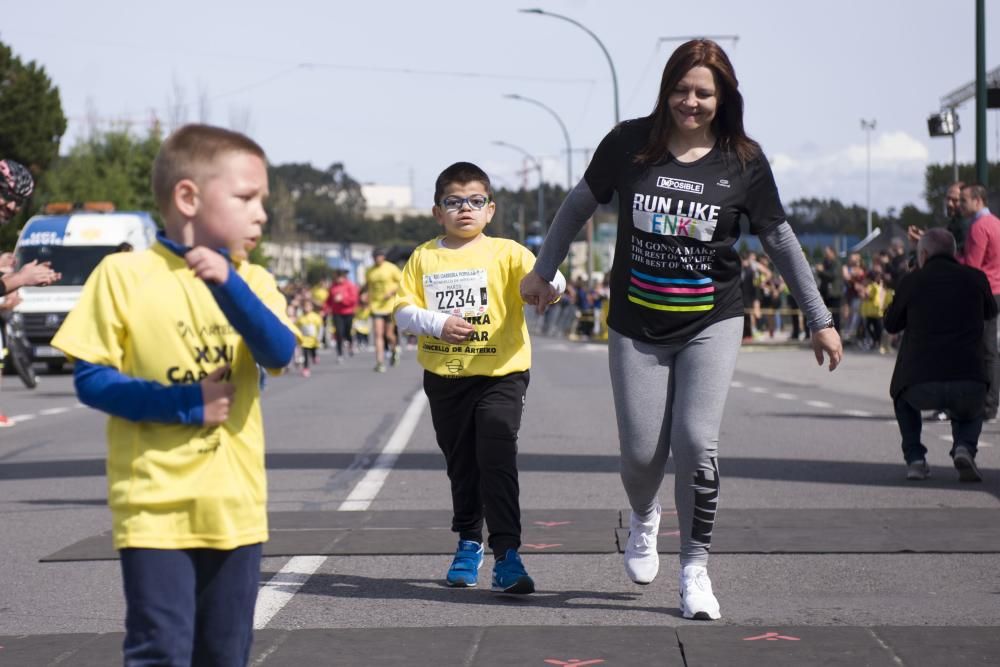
{"left": 1, "top": 336, "right": 998, "bottom": 642}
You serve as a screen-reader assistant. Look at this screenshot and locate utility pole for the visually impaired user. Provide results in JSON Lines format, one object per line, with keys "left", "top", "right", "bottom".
{"left": 860, "top": 119, "right": 877, "bottom": 238}
{"left": 975, "top": 0, "right": 988, "bottom": 186}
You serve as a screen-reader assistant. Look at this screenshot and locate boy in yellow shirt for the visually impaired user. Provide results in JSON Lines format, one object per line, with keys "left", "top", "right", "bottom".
{"left": 395, "top": 162, "right": 564, "bottom": 593}
{"left": 52, "top": 124, "right": 298, "bottom": 665}
{"left": 296, "top": 298, "right": 324, "bottom": 377}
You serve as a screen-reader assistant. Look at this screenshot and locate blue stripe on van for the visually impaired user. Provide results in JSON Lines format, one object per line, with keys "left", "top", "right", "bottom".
{"left": 18, "top": 216, "right": 71, "bottom": 246}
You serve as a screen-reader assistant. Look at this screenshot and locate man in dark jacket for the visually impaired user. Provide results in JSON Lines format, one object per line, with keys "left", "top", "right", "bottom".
{"left": 815, "top": 246, "right": 843, "bottom": 331}
{"left": 884, "top": 228, "right": 998, "bottom": 482}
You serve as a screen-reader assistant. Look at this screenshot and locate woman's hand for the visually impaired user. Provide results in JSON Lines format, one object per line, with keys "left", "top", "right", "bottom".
{"left": 519, "top": 270, "right": 559, "bottom": 315}
{"left": 811, "top": 327, "right": 843, "bottom": 371}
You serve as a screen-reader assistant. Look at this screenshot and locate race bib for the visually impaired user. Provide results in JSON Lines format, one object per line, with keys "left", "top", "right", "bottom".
{"left": 423, "top": 269, "right": 488, "bottom": 318}
{"left": 300, "top": 324, "right": 317, "bottom": 337}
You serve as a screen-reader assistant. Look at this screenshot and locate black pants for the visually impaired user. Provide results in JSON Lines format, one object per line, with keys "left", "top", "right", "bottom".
{"left": 894, "top": 381, "right": 986, "bottom": 463}
{"left": 302, "top": 346, "right": 317, "bottom": 368}
{"left": 332, "top": 313, "right": 354, "bottom": 356}
{"left": 984, "top": 295, "right": 1000, "bottom": 417}
{"left": 423, "top": 369, "right": 529, "bottom": 558}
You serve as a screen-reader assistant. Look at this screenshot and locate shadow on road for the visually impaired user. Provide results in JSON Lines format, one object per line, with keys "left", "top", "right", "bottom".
{"left": 4, "top": 453, "right": 997, "bottom": 501}
{"left": 266, "top": 571, "right": 683, "bottom": 618}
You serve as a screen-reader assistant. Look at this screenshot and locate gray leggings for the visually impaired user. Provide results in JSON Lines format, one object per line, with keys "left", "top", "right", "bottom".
{"left": 609, "top": 316, "right": 743, "bottom": 567}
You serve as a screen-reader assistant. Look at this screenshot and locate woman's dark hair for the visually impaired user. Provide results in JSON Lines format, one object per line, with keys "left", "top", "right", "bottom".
{"left": 635, "top": 39, "right": 760, "bottom": 167}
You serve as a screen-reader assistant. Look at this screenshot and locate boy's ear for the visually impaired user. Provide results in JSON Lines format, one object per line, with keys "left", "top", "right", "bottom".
{"left": 432, "top": 205, "right": 447, "bottom": 226}
{"left": 174, "top": 179, "right": 200, "bottom": 219}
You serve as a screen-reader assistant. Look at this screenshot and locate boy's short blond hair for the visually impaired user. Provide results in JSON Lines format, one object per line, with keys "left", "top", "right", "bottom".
{"left": 152, "top": 124, "right": 266, "bottom": 214}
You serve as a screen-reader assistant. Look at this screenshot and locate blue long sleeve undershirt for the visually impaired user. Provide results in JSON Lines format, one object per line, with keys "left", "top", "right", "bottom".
{"left": 75, "top": 360, "right": 205, "bottom": 424}
{"left": 73, "top": 235, "right": 295, "bottom": 424}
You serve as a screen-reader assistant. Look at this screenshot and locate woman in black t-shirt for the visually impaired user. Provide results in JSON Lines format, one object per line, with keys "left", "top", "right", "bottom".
{"left": 521, "top": 39, "right": 842, "bottom": 621}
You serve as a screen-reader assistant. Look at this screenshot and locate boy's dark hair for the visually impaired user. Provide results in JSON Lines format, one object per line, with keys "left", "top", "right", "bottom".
{"left": 152, "top": 124, "right": 266, "bottom": 214}
{"left": 434, "top": 162, "right": 493, "bottom": 204}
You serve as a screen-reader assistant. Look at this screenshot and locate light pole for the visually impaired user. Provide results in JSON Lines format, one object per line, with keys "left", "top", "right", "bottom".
{"left": 493, "top": 140, "right": 544, "bottom": 232}
{"left": 860, "top": 119, "right": 877, "bottom": 238}
{"left": 519, "top": 8, "right": 619, "bottom": 124}
{"left": 503, "top": 94, "right": 573, "bottom": 191}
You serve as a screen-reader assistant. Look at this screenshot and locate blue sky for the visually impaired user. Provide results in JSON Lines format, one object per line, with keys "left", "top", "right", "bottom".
{"left": 4, "top": 0, "right": 998, "bottom": 216}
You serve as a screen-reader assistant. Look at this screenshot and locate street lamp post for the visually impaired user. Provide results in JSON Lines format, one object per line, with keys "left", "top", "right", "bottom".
{"left": 519, "top": 8, "right": 619, "bottom": 124}
{"left": 503, "top": 94, "right": 573, "bottom": 191}
{"left": 493, "top": 140, "right": 544, "bottom": 232}
{"left": 860, "top": 119, "right": 877, "bottom": 238}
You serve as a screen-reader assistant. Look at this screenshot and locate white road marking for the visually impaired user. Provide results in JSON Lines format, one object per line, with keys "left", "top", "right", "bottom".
{"left": 338, "top": 390, "right": 427, "bottom": 511}
{"left": 748, "top": 387, "right": 768, "bottom": 394}
{"left": 774, "top": 393, "right": 798, "bottom": 400}
{"left": 4, "top": 403, "right": 84, "bottom": 425}
{"left": 806, "top": 400, "right": 833, "bottom": 409}
{"left": 253, "top": 389, "right": 427, "bottom": 630}
{"left": 730, "top": 381, "right": 744, "bottom": 388}
{"left": 939, "top": 434, "right": 993, "bottom": 448}
{"left": 841, "top": 409, "right": 873, "bottom": 418}
{"left": 252, "top": 556, "right": 326, "bottom": 630}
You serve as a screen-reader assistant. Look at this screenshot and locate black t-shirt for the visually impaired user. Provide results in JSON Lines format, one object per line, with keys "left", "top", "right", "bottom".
{"left": 585, "top": 117, "right": 785, "bottom": 344}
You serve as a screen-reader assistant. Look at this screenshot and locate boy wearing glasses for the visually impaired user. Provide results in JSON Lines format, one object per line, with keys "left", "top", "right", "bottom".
{"left": 394, "top": 162, "right": 564, "bottom": 593}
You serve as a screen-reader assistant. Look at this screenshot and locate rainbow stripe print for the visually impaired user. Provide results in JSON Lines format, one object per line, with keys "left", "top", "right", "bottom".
{"left": 627, "top": 269, "right": 714, "bottom": 312}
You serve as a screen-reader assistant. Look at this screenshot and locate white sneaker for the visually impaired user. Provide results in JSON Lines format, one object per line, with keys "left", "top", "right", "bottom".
{"left": 679, "top": 564, "right": 721, "bottom": 620}
{"left": 624, "top": 503, "right": 660, "bottom": 584}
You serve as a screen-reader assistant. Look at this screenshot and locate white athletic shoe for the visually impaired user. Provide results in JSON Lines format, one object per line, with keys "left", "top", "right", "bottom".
{"left": 679, "top": 564, "right": 721, "bottom": 620}
{"left": 624, "top": 503, "right": 660, "bottom": 584}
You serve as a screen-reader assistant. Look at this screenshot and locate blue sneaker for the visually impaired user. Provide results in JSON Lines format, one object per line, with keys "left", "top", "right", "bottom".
{"left": 446, "top": 540, "right": 484, "bottom": 587}
{"left": 491, "top": 548, "right": 535, "bottom": 594}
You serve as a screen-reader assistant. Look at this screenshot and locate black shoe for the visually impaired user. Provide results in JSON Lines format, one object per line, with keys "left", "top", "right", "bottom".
{"left": 952, "top": 446, "right": 983, "bottom": 482}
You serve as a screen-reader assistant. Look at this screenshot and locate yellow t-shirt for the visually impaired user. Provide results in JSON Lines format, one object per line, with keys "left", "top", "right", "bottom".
{"left": 353, "top": 307, "right": 371, "bottom": 335}
{"left": 296, "top": 311, "right": 324, "bottom": 349}
{"left": 395, "top": 236, "right": 535, "bottom": 378}
{"left": 861, "top": 282, "right": 886, "bottom": 318}
{"left": 365, "top": 261, "right": 403, "bottom": 315}
{"left": 310, "top": 285, "right": 329, "bottom": 309}
{"left": 51, "top": 242, "right": 298, "bottom": 550}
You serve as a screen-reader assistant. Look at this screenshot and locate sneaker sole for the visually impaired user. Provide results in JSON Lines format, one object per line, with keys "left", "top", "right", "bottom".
{"left": 446, "top": 579, "right": 478, "bottom": 588}
{"left": 491, "top": 577, "right": 535, "bottom": 595}
{"left": 954, "top": 457, "right": 983, "bottom": 482}
{"left": 680, "top": 600, "right": 721, "bottom": 621}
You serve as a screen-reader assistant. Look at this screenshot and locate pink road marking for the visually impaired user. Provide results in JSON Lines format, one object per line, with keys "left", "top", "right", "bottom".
{"left": 743, "top": 632, "right": 801, "bottom": 641}
{"left": 533, "top": 521, "right": 573, "bottom": 527}
{"left": 522, "top": 543, "right": 562, "bottom": 550}
{"left": 630, "top": 278, "right": 714, "bottom": 294}
{"left": 659, "top": 530, "right": 680, "bottom": 537}
{"left": 544, "top": 660, "right": 606, "bottom": 666}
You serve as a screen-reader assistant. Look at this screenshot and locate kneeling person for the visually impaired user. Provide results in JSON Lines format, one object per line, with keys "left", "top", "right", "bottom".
{"left": 885, "top": 228, "right": 997, "bottom": 482}
{"left": 394, "top": 162, "right": 564, "bottom": 594}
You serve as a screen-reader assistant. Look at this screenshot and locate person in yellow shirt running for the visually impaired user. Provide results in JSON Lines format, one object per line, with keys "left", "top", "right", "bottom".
{"left": 395, "top": 162, "right": 565, "bottom": 594}
{"left": 363, "top": 248, "right": 402, "bottom": 372}
{"left": 51, "top": 124, "right": 299, "bottom": 666}
{"left": 296, "top": 298, "right": 324, "bottom": 377}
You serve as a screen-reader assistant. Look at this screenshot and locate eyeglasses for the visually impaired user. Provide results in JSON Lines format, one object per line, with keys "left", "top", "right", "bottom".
{"left": 440, "top": 195, "right": 490, "bottom": 211}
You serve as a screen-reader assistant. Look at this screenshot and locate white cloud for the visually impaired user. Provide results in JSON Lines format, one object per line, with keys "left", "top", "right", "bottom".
{"left": 771, "top": 131, "right": 931, "bottom": 213}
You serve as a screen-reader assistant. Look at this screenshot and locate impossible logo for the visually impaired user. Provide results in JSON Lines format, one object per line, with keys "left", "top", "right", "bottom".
{"left": 656, "top": 176, "right": 704, "bottom": 195}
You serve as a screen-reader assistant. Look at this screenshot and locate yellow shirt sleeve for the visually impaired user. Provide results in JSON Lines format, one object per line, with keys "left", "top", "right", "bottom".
{"left": 242, "top": 263, "right": 302, "bottom": 371}
{"left": 51, "top": 256, "right": 128, "bottom": 368}
{"left": 395, "top": 250, "right": 426, "bottom": 312}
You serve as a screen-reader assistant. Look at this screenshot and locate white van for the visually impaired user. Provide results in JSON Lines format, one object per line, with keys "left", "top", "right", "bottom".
{"left": 11, "top": 203, "right": 157, "bottom": 370}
